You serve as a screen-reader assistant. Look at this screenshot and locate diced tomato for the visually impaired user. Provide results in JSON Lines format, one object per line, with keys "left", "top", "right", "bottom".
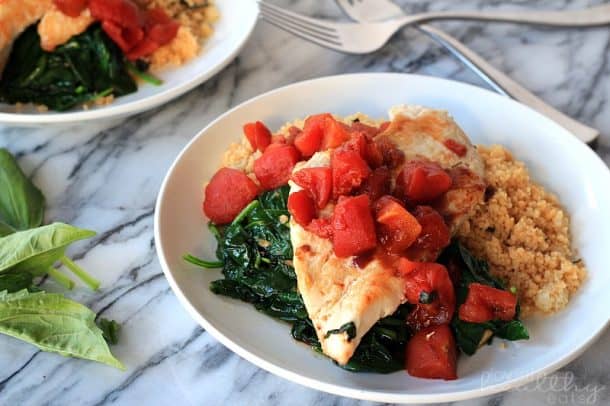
{"left": 364, "top": 141, "right": 384, "bottom": 168}
{"left": 378, "top": 121, "right": 390, "bottom": 133}
{"left": 332, "top": 195, "right": 376, "bottom": 257}
{"left": 53, "top": 0, "right": 88, "bottom": 18}
{"left": 253, "top": 145, "right": 300, "bottom": 190}
{"left": 342, "top": 132, "right": 367, "bottom": 157}
{"left": 271, "top": 134, "right": 286, "bottom": 145}
{"left": 444, "top": 139, "right": 467, "bottom": 157}
{"left": 101, "top": 21, "right": 140, "bottom": 53}
{"left": 292, "top": 167, "right": 332, "bottom": 209}
{"left": 288, "top": 190, "right": 316, "bottom": 227}
{"left": 306, "top": 217, "right": 333, "bottom": 239}
{"left": 145, "top": 8, "right": 179, "bottom": 46}
{"left": 375, "top": 138, "right": 405, "bottom": 169}
{"left": 294, "top": 114, "right": 328, "bottom": 157}
{"left": 125, "top": 36, "right": 158, "bottom": 60}
{"left": 351, "top": 121, "right": 381, "bottom": 138}
{"left": 90, "top": 0, "right": 143, "bottom": 29}
{"left": 405, "top": 206, "right": 450, "bottom": 262}
{"left": 374, "top": 196, "right": 422, "bottom": 254}
{"left": 203, "top": 168, "right": 258, "bottom": 225}
{"left": 403, "top": 260, "right": 455, "bottom": 330}
{"left": 406, "top": 324, "right": 457, "bottom": 380}
{"left": 395, "top": 161, "right": 453, "bottom": 204}
{"left": 358, "top": 167, "right": 391, "bottom": 202}
{"left": 331, "top": 149, "right": 370, "bottom": 197}
{"left": 285, "top": 126, "right": 301, "bottom": 145}
{"left": 321, "top": 116, "right": 351, "bottom": 150}
{"left": 243, "top": 121, "right": 272, "bottom": 152}
{"left": 459, "top": 283, "right": 518, "bottom": 323}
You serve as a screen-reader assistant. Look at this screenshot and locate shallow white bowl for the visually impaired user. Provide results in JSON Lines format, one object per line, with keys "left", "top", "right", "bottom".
{"left": 154, "top": 73, "right": 610, "bottom": 403}
{"left": 0, "top": 0, "right": 258, "bottom": 125}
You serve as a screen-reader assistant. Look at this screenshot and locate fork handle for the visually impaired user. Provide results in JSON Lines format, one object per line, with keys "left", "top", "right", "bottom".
{"left": 418, "top": 24, "right": 598, "bottom": 143}
{"left": 409, "top": 5, "right": 610, "bottom": 27}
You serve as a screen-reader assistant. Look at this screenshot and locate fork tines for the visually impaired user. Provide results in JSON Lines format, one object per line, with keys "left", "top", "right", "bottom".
{"left": 257, "top": 0, "right": 342, "bottom": 48}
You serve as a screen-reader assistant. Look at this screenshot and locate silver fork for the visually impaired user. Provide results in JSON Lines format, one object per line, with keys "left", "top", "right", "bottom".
{"left": 335, "top": 0, "right": 599, "bottom": 144}
{"left": 258, "top": 0, "right": 610, "bottom": 54}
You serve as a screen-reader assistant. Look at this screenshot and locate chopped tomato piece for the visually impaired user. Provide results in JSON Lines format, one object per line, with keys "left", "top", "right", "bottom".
{"left": 444, "top": 139, "right": 467, "bottom": 157}
{"left": 405, "top": 206, "right": 450, "bottom": 262}
{"left": 350, "top": 121, "right": 381, "bottom": 138}
{"left": 295, "top": 114, "right": 329, "bottom": 157}
{"left": 395, "top": 161, "right": 453, "bottom": 204}
{"left": 285, "top": 126, "right": 301, "bottom": 145}
{"left": 203, "top": 168, "right": 258, "bottom": 225}
{"left": 101, "top": 21, "right": 143, "bottom": 53}
{"left": 125, "top": 36, "right": 158, "bottom": 60}
{"left": 53, "top": 0, "right": 88, "bottom": 17}
{"left": 403, "top": 260, "right": 455, "bottom": 330}
{"left": 342, "top": 132, "right": 367, "bottom": 157}
{"left": 306, "top": 217, "right": 333, "bottom": 239}
{"left": 145, "top": 8, "right": 179, "bottom": 46}
{"left": 288, "top": 190, "right": 316, "bottom": 227}
{"left": 243, "top": 121, "right": 272, "bottom": 152}
{"left": 406, "top": 324, "right": 457, "bottom": 380}
{"left": 459, "top": 283, "right": 518, "bottom": 323}
{"left": 321, "top": 116, "right": 351, "bottom": 150}
{"left": 375, "top": 138, "right": 405, "bottom": 169}
{"left": 90, "top": 0, "right": 143, "bottom": 29}
{"left": 378, "top": 121, "right": 390, "bottom": 133}
{"left": 374, "top": 196, "right": 422, "bottom": 254}
{"left": 331, "top": 149, "right": 370, "bottom": 197}
{"left": 358, "top": 167, "right": 391, "bottom": 202}
{"left": 254, "top": 145, "right": 300, "bottom": 190}
{"left": 332, "top": 195, "right": 376, "bottom": 257}
{"left": 364, "top": 140, "right": 384, "bottom": 168}
{"left": 292, "top": 167, "right": 332, "bottom": 209}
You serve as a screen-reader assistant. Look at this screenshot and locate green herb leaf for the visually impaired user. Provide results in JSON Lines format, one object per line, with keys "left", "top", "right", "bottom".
{"left": 0, "top": 290, "right": 124, "bottom": 369}
{"left": 0, "top": 223, "right": 95, "bottom": 276}
{"left": 97, "top": 318, "right": 121, "bottom": 345}
{"left": 0, "top": 149, "right": 45, "bottom": 232}
{"left": 0, "top": 270, "right": 35, "bottom": 293}
{"left": 325, "top": 322, "right": 357, "bottom": 341}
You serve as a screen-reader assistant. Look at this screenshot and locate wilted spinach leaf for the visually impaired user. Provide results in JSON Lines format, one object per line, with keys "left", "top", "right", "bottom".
{"left": 0, "top": 24, "right": 136, "bottom": 111}
{"left": 190, "top": 186, "right": 412, "bottom": 373}
{"left": 441, "top": 241, "right": 529, "bottom": 355}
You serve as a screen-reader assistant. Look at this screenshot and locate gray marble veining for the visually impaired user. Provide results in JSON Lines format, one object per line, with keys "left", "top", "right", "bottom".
{"left": 0, "top": 0, "right": 609, "bottom": 405}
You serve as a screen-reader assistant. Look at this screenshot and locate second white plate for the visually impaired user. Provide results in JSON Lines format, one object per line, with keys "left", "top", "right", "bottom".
{"left": 0, "top": 0, "right": 258, "bottom": 125}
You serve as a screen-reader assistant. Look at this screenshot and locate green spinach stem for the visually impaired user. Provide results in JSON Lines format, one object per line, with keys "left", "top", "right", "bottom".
{"left": 231, "top": 201, "right": 259, "bottom": 225}
{"left": 47, "top": 267, "right": 75, "bottom": 290}
{"left": 183, "top": 254, "right": 223, "bottom": 269}
{"left": 60, "top": 256, "right": 100, "bottom": 290}
{"left": 126, "top": 62, "right": 163, "bottom": 86}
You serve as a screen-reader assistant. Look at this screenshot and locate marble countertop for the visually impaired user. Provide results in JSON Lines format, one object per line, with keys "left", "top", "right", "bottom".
{"left": 0, "top": 0, "right": 609, "bottom": 405}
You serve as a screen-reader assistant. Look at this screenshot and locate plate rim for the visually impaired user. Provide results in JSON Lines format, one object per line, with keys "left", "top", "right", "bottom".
{"left": 154, "top": 72, "right": 610, "bottom": 403}
{"left": 0, "top": 1, "right": 258, "bottom": 125}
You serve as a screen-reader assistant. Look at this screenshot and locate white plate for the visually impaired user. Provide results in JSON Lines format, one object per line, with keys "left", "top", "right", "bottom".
{"left": 0, "top": 0, "right": 258, "bottom": 125}
{"left": 154, "top": 73, "right": 610, "bottom": 403}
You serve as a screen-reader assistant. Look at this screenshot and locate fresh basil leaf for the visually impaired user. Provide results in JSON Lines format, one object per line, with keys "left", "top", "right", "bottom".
{"left": 0, "top": 223, "right": 95, "bottom": 275}
{"left": 0, "top": 290, "right": 124, "bottom": 369}
{"left": 0, "top": 149, "right": 45, "bottom": 231}
{"left": 0, "top": 271, "right": 34, "bottom": 293}
{"left": 452, "top": 319, "right": 494, "bottom": 356}
{"left": 97, "top": 318, "right": 121, "bottom": 345}
{"left": 0, "top": 221, "right": 15, "bottom": 237}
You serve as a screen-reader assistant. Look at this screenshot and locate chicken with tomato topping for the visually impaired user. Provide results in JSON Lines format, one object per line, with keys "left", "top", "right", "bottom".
{"left": 286, "top": 106, "right": 486, "bottom": 367}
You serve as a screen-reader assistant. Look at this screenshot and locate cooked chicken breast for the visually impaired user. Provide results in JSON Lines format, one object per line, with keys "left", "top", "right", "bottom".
{"left": 0, "top": 0, "right": 53, "bottom": 75}
{"left": 38, "top": 7, "right": 94, "bottom": 52}
{"left": 290, "top": 106, "right": 485, "bottom": 365}
{"left": 379, "top": 105, "right": 486, "bottom": 232}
